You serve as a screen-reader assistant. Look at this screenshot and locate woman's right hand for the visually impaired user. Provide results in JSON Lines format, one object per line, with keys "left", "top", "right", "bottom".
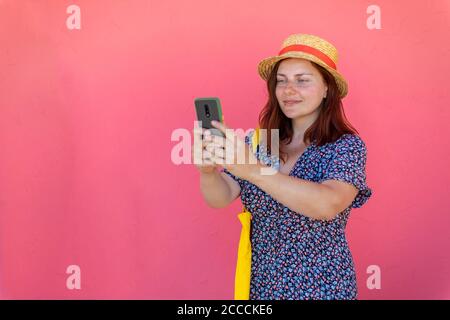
{"left": 192, "top": 124, "right": 221, "bottom": 174}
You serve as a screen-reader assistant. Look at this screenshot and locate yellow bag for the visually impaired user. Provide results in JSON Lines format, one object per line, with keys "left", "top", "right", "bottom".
{"left": 234, "top": 127, "right": 259, "bottom": 300}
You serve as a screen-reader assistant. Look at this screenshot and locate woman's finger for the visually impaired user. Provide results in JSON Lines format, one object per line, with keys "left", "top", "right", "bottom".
{"left": 209, "top": 153, "right": 225, "bottom": 165}
{"left": 200, "top": 159, "right": 215, "bottom": 166}
{"left": 202, "top": 140, "right": 210, "bottom": 149}
{"left": 211, "top": 145, "right": 225, "bottom": 158}
{"left": 203, "top": 149, "right": 214, "bottom": 160}
{"left": 211, "top": 134, "right": 228, "bottom": 147}
{"left": 194, "top": 124, "right": 213, "bottom": 141}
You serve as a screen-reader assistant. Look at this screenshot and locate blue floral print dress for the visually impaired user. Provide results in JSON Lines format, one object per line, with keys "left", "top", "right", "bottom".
{"left": 222, "top": 130, "right": 372, "bottom": 300}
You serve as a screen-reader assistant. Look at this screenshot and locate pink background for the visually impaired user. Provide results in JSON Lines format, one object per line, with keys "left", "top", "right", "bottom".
{"left": 0, "top": 0, "right": 449, "bottom": 299}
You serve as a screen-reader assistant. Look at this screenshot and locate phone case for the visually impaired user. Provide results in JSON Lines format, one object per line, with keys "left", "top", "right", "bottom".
{"left": 194, "top": 97, "right": 224, "bottom": 137}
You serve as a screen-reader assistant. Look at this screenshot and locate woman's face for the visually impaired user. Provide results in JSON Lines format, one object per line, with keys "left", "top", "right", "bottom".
{"left": 275, "top": 58, "right": 328, "bottom": 119}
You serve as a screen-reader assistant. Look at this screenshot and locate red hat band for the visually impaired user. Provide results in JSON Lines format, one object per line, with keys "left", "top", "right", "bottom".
{"left": 278, "top": 44, "right": 337, "bottom": 70}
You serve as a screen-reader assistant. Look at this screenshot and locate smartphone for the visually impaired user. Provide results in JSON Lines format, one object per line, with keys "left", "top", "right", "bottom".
{"left": 194, "top": 97, "right": 224, "bottom": 138}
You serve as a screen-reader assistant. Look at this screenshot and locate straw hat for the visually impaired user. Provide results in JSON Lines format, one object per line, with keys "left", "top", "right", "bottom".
{"left": 257, "top": 34, "right": 348, "bottom": 98}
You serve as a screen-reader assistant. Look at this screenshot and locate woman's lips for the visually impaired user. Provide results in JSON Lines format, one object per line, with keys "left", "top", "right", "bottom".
{"left": 284, "top": 100, "right": 302, "bottom": 106}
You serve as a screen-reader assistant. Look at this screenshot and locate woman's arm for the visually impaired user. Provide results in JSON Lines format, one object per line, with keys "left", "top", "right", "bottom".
{"left": 206, "top": 120, "right": 361, "bottom": 219}
{"left": 245, "top": 163, "right": 358, "bottom": 221}
{"left": 200, "top": 170, "right": 240, "bottom": 209}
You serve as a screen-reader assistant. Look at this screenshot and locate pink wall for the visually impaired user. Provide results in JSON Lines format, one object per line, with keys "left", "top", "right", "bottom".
{"left": 0, "top": 0, "right": 449, "bottom": 299}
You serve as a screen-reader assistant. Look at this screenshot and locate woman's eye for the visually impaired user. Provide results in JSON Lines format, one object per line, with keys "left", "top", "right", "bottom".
{"left": 276, "top": 79, "right": 308, "bottom": 83}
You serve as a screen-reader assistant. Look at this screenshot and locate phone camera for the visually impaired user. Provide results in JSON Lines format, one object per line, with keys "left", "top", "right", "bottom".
{"left": 204, "top": 104, "right": 211, "bottom": 118}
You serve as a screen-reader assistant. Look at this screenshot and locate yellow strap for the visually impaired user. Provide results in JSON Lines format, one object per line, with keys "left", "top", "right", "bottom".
{"left": 234, "top": 210, "right": 252, "bottom": 300}
{"left": 234, "top": 127, "right": 259, "bottom": 300}
{"left": 251, "top": 127, "right": 260, "bottom": 154}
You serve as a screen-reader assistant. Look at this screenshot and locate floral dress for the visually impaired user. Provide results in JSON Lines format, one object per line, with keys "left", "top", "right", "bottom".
{"left": 222, "top": 130, "right": 372, "bottom": 300}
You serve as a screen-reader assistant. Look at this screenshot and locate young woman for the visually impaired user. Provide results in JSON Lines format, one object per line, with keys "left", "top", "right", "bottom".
{"left": 193, "top": 34, "right": 372, "bottom": 300}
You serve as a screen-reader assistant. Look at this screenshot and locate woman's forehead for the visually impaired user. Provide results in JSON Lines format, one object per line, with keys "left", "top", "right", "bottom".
{"left": 277, "top": 58, "right": 316, "bottom": 74}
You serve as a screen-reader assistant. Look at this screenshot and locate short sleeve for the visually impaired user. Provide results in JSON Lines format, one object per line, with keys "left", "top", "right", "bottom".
{"left": 320, "top": 134, "right": 373, "bottom": 209}
{"left": 220, "top": 130, "right": 255, "bottom": 191}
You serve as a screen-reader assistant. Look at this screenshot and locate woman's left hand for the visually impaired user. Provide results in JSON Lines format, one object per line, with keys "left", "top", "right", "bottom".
{"left": 206, "top": 120, "right": 260, "bottom": 180}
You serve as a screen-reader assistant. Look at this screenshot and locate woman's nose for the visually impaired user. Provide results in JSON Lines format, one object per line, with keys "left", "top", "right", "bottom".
{"left": 284, "top": 82, "right": 297, "bottom": 94}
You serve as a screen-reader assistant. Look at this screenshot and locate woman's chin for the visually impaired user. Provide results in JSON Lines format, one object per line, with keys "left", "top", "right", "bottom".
{"left": 282, "top": 109, "right": 300, "bottom": 118}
